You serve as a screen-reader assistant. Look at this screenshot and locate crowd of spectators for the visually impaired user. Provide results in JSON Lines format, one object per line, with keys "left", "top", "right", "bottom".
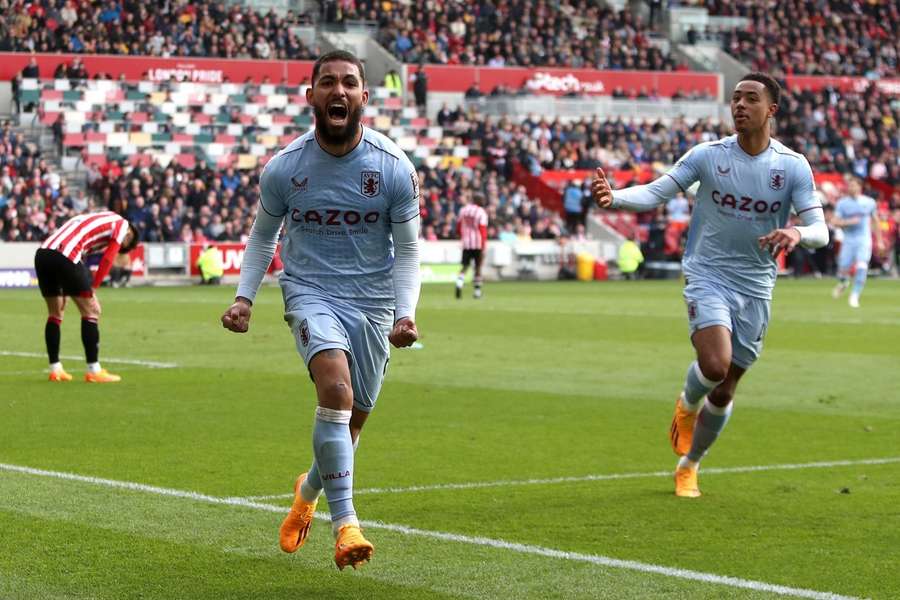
{"left": 715, "top": 0, "right": 898, "bottom": 77}
{"left": 777, "top": 83, "right": 899, "bottom": 186}
{"left": 0, "top": 119, "right": 92, "bottom": 242}
{"left": 332, "top": 0, "right": 680, "bottom": 71}
{"left": 418, "top": 162, "right": 566, "bottom": 243}
{"left": 440, "top": 76, "right": 900, "bottom": 187}
{"left": 0, "top": 0, "right": 317, "bottom": 60}
{"left": 6, "top": 78, "right": 897, "bottom": 250}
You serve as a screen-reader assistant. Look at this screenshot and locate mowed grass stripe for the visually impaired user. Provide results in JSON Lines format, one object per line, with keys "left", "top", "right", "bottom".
{"left": 238, "top": 456, "right": 900, "bottom": 499}
{"left": 0, "top": 462, "right": 862, "bottom": 600}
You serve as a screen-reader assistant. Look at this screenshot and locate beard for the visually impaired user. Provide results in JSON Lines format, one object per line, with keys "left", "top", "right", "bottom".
{"left": 314, "top": 102, "right": 363, "bottom": 147}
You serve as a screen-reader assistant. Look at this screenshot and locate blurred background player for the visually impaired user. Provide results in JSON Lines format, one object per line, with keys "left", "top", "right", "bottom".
{"left": 34, "top": 212, "right": 138, "bottom": 382}
{"left": 831, "top": 177, "right": 882, "bottom": 308}
{"left": 592, "top": 73, "right": 828, "bottom": 498}
{"left": 196, "top": 243, "right": 224, "bottom": 285}
{"left": 455, "top": 192, "right": 489, "bottom": 299}
{"left": 107, "top": 253, "right": 133, "bottom": 288}
{"left": 617, "top": 230, "right": 645, "bottom": 280}
{"left": 221, "top": 51, "right": 420, "bottom": 571}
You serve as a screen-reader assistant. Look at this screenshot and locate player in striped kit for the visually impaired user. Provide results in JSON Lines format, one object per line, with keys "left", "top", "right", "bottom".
{"left": 34, "top": 211, "right": 139, "bottom": 383}
{"left": 592, "top": 73, "right": 828, "bottom": 497}
{"left": 455, "top": 192, "right": 489, "bottom": 299}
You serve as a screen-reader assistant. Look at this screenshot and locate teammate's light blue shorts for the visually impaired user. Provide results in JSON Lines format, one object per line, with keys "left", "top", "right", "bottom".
{"left": 282, "top": 285, "right": 392, "bottom": 412}
{"left": 683, "top": 277, "right": 771, "bottom": 369}
{"left": 837, "top": 239, "right": 872, "bottom": 272}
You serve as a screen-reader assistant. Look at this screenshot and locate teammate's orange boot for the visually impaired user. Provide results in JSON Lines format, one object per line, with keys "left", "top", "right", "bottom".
{"left": 334, "top": 524, "right": 373, "bottom": 570}
{"left": 674, "top": 465, "right": 701, "bottom": 498}
{"left": 48, "top": 369, "right": 72, "bottom": 382}
{"left": 669, "top": 392, "right": 698, "bottom": 456}
{"left": 279, "top": 473, "right": 318, "bottom": 553}
{"left": 84, "top": 369, "right": 121, "bottom": 383}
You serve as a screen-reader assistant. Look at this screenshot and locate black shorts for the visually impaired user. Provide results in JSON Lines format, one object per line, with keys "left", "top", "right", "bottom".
{"left": 461, "top": 249, "right": 483, "bottom": 268}
{"left": 34, "top": 248, "right": 93, "bottom": 298}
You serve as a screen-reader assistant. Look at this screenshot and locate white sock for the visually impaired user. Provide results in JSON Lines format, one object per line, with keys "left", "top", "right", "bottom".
{"left": 87, "top": 362, "right": 101, "bottom": 374}
{"left": 332, "top": 514, "right": 360, "bottom": 538}
{"left": 456, "top": 275, "right": 464, "bottom": 288}
{"left": 300, "top": 478, "right": 322, "bottom": 503}
{"left": 49, "top": 362, "right": 63, "bottom": 373}
{"left": 678, "top": 455, "right": 699, "bottom": 470}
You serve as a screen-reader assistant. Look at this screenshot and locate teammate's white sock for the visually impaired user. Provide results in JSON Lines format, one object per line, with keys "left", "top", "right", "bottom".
{"left": 332, "top": 514, "right": 360, "bottom": 538}
{"left": 300, "top": 476, "right": 322, "bottom": 503}
{"left": 456, "top": 275, "right": 464, "bottom": 289}
{"left": 678, "top": 456, "right": 699, "bottom": 470}
{"left": 87, "top": 362, "right": 101, "bottom": 374}
{"left": 49, "top": 362, "right": 63, "bottom": 373}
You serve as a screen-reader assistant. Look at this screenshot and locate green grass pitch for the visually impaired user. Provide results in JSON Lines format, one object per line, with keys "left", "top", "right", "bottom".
{"left": 1, "top": 279, "right": 898, "bottom": 599}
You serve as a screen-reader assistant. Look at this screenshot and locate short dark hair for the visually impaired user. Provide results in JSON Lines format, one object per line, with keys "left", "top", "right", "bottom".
{"left": 311, "top": 50, "right": 366, "bottom": 86}
{"left": 739, "top": 72, "right": 780, "bottom": 105}
{"left": 119, "top": 222, "right": 139, "bottom": 253}
{"left": 472, "top": 192, "right": 486, "bottom": 207}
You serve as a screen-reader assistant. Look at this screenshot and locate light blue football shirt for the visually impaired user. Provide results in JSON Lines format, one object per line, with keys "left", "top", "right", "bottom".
{"left": 835, "top": 194, "right": 876, "bottom": 244}
{"left": 257, "top": 127, "right": 419, "bottom": 306}
{"left": 666, "top": 135, "right": 821, "bottom": 300}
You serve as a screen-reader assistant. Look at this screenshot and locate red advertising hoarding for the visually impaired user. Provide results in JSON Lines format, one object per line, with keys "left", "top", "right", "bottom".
{"left": 129, "top": 245, "right": 145, "bottom": 277}
{"left": 414, "top": 65, "right": 722, "bottom": 98}
{"left": 0, "top": 52, "right": 314, "bottom": 84}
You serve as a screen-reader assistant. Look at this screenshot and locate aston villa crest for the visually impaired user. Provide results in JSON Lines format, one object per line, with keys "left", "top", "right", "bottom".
{"left": 361, "top": 171, "right": 381, "bottom": 197}
{"left": 769, "top": 169, "right": 786, "bottom": 190}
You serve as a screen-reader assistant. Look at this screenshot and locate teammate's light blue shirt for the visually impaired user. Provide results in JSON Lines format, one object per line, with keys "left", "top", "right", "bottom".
{"left": 835, "top": 194, "right": 876, "bottom": 244}
{"left": 666, "top": 135, "right": 821, "bottom": 300}
{"left": 256, "top": 127, "right": 419, "bottom": 306}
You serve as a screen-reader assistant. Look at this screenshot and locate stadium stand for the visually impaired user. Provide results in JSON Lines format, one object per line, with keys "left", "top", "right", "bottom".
{"left": 713, "top": 0, "right": 899, "bottom": 77}
{"left": 336, "top": 0, "right": 680, "bottom": 70}
{"left": 0, "top": 0, "right": 317, "bottom": 59}
{"left": 1, "top": 1, "right": 897, "bottom": 276}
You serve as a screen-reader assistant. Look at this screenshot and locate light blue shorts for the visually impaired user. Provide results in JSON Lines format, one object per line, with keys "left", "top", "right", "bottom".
{"left": 683, "top": 278, "right": 771, "bottom": 369}
{"left": 837, "top": 239, "right": 872, "bottom": 272}
{"left": 282, "top": 286, "right": 392, "bottom": 412}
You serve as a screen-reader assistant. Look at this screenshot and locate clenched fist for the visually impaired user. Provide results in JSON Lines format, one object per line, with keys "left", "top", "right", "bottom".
{"left": 389, "top": 317, "right": 418, "bottom": 348}
{"left": 222, "top": 297, "right": 252, "bottom": 333}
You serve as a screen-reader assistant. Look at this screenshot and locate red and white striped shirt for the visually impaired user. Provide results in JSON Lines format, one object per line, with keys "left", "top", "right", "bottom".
{"left": 41, "top": 211, "right": 129, "bottom": 263}
{"left": 42, "top": 211, "right": 130, "bottom": 289}
{"left": 458, "top": 203, "right": 488, "bottom": 250}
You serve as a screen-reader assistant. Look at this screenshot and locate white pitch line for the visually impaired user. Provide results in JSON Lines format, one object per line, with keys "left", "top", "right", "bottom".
{"left": 0, "top": 351, "right": 177, "bottom": 369}
{"left": 0, "top": 462, "right": 860, "bottom": 600}
{"left": 242, "top": 456, "right": 900, "bottom": 500}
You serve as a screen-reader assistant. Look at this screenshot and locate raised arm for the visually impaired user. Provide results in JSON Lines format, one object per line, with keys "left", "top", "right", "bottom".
{"left": 234, "top": 207, "right": 283, "bottom": 303}
{"left": 387, "top": 161, "right": 422, "bottom": 347}
{"left": 593, "top": 146, "right": 704, "bottom": 212}
{"left": 391, "top": 215, "right": 421, "bottom": 325}
{"left": 593, "top": 167, "right": 683, "bottom": 212}
{"left": 222, "top": 166, "right": 285, "bottom": 333}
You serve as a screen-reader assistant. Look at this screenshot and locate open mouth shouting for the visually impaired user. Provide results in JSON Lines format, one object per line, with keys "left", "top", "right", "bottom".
{"left": 326, "top": 101, "right": 349, "bottom": 127}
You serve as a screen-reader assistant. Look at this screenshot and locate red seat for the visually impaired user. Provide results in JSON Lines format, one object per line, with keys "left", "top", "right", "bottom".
{"left": 174, "top": 154, "right": 196, "bottom": 169}
{"left": 40, "top": 112, "right": 60, "bottom": 125}
{"left": 63, "top": 133, "right": 85, "bottom": 147}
